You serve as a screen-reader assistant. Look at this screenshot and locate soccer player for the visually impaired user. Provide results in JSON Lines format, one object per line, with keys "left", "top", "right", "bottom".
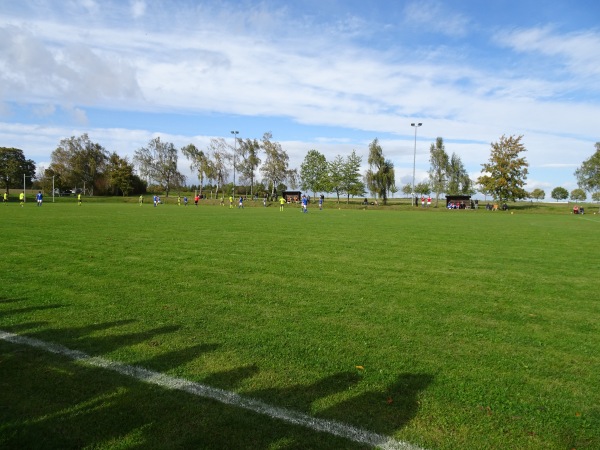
{"left": 78, "top": 193, "right": 82, "bottom": 206}
{"left": 279, "top": 196, "right": 285, "bottom": 211}
{"left": 19, "top": 192, "right": 24, "bottom": 207}
{"left": 301, "top": 195, "right": 308, "bottom": 213}
{"left": 238, "top": 196, "right": 244, "bottom": 209}
{"left": 194, "top": 194, "right": 199, "bottom": 206}
{"left": 177, "top": 195, "right": 181, "bottom": 206}
{"left": 36, "top": 191, "right": 43, "bottom": 206}
{"left": 139, "top": 194, "right": 143, "bottom": 206}
{"left": 319, "top": 194, "right": 324, "bottom": 210}
{"left": 229, "top": 196, "right": 233, "bottom": 209}
{"left": 3, "top": 192, "right": 7, "bottom": 205}
{"left": 183, "top": 196, "right": 188, "bottom": 206}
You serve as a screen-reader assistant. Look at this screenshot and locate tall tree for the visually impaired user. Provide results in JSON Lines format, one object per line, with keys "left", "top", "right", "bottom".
{"left": 134, "top": 137, "right": 185, "bottom": 197}
{"left": 365, "top": 138, "right": 395, "bottom": 205}
{"left": 236, "top": 138, "right": 261, "bottom": 196}
{"left": 0, "top": 147, "right": 36, "bottom": 193}
{"left": 340, "top": 150, "right": 365, "bottom": 203}
{"left": 551, "top": 187, "right": 568, "bottom": 201}
{"left": 300, "top": 149, "right": 328, "bottom": 198}
{"left": 477, "top": 135, "right": 529, "bottom": 202}
{"left": 205, "top": 138, "right": 229, "bottom": 198}
{"left": 428, "top": 137, "right": 449, "bottom": 207}
{"left": 49, "top": 134, "right": 108, "bottom": 195}
{"left": 260, "top": 132, "right": 294, "bottom": 197}
{"left": 575, "top": 142, "right": 600, "bottom": 193}
{"left": 447, "top": 153, "right": 472, "bottom": 195}
{"left": 328, "top": 155, "right": 345, "bottom": 202}
{"left": 106, "top": 153, "right": 135, "bottom": 196}
{"left": 181, "top": 143, "right": 210, "bottom": 197}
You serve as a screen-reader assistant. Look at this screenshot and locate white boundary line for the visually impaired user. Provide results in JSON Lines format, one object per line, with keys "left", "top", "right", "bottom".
{"left": 0, "top": 330, "right": 424, "bottom": 450}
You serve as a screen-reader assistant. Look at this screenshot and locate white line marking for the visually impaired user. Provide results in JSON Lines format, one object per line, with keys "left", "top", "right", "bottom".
{"left": 0, "top": 330, "right": 424, "bottom": 450}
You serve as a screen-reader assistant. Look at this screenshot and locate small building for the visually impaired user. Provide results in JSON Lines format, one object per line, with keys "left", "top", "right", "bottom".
{"left": 282, "top": 190, "right": 302, "bottom": 203}
{"left": 445, "top": 195, "right": 472, "bottom": 209}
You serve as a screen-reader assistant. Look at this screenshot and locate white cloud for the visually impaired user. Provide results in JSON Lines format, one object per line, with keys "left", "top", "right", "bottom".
{"left": 33, "top": 104, "right": 56, "bottom": 117}
{"left": 495, "top": 26, "right": 600, "bottom": 79}
{"left": 0, "top": 24, "right": 142, "bottom": 105}
{"left": 130, "top": 0, "right": 146, "bottom": 19}
{"left": 403, "top": 1, "right": 469, "bottom": 37}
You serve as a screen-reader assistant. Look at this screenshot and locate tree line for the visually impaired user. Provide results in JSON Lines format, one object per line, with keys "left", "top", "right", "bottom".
{"left": 2, "top": 135, "right": 600, "bottom": 204}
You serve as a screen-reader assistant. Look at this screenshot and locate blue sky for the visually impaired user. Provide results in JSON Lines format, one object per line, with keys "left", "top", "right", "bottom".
{"left": 1, "top": 0, "right": 599, "bottom": 197}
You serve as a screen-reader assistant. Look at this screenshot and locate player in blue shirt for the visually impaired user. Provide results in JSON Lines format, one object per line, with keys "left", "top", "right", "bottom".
{"left": 36, "top": 191, "right": 43, "bottom": 206}
{"left": 301, "top": 195, "right": 308, "bottom": 213}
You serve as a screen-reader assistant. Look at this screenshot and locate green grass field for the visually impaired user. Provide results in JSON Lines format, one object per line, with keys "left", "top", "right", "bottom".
{"left": 1, "top": 199, "right": 599, "bottom": 449}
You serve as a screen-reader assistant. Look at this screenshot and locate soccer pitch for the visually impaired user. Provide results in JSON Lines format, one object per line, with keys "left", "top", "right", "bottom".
{"left": 1, "top": 201, "right": 599, "bottom": 449}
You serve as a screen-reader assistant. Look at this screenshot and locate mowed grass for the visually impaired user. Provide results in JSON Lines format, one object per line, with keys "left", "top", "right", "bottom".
{"left": 1, "top": 200, "right": 599, "bottom": 449}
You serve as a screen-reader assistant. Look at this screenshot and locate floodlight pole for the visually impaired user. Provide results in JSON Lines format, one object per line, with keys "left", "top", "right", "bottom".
{"left": 411, "top": 122, "right": 422, "bottom": 207}
{"left": 231, "top": 130, "right": 239, "bottom": 197}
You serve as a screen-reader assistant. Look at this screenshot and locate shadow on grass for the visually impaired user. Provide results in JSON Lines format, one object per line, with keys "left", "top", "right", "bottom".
{"left": 0, "top": 315, "right": 431, "bottom": 447}
{"left": 0, "top": 297, "right": 29, "bottom": 304}
{"left": 2, "top": 321, "right": 51, "bottom": 333}
{"left": 0, "top": 341, "right": 367, "bottom": 449}
{"left": 137, "top": 343, "right": 220, "bottom": 373}
{"left": 0, "top": 303, "right": 65, "bottom": 319}
{"left": 202, "top": 364, "right": 260, "bottom": 390}
{"left": 24, "top": 321, "right": 184, "bottom": 355}
{"left": 320, "top": 373, "right": 434, "bottom": 435}
{"left": 249, "top": 371, "right": 433, "bottom": 436}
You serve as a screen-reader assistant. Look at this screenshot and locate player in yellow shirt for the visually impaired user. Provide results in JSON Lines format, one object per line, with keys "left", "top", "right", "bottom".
{"left": 279, "top": 196, "right": 285, "bottom": 211}
{"left": 229, "top": 196, "right": 233, "bottom": 209}
{"left": 19, "top": 192, "right": 24, "bottom": 207}
{"left": 78, "top": 193, "right": 82, "bottom": 206}
{"left": 3, "top": 192, "right": 7, "bottom": 205}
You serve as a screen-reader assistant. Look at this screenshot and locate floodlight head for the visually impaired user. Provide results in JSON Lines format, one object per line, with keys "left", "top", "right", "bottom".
{"left": 411, "top": 123, "right": 422, "bottom": 127}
